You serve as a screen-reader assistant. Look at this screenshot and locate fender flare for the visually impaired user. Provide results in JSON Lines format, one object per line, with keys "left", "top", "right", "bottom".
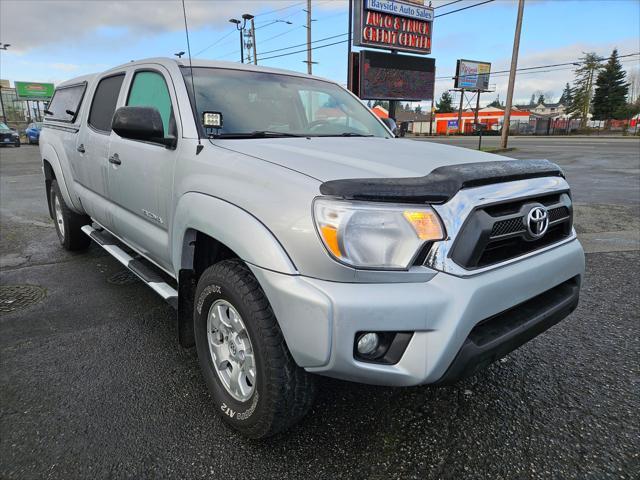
{"left": 172, "top": 192, "right": 297, "bottom": 275}
{"left": 41, "top": 143, "right": 83, "bottom": 212}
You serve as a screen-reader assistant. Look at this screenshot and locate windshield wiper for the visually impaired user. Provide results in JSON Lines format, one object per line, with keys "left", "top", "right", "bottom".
{"left": 215, "top": 130, "right": 303, "bottom": 139}
{"left": 315, "top": 132, "right": 374, "bottom": 137}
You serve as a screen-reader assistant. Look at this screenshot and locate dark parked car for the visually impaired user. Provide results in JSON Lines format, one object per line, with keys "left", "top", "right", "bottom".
{"left": 25, "top": 122, "right": 43, "bottom": 144}
{"left": 0, "top": 122, "right": 20, "bottom": 147}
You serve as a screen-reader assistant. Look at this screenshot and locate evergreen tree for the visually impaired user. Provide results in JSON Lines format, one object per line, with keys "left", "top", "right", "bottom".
{"left": 592, "top": 49, "right": 629, "bottom": 123}
{"left": 558, "top": 83, "right": 572, "bottom": 106}
{"left": 537, "top": 94, "right": 545, "bottom": 105}
{"left": 415, "top": 105, "right": 423, "bottom": 114}
{"left": 530, "top": 93, "right": 536, "bottom": 106}
{"left": 435, "top": 91, "right": 454, "bottom": 113}
{"left": 487, "top": 94, "right": 502, "bottom": 108}
{"left": 372, "top": 100, "right": 390, "bottom": 110}
{"left": 566, "top": 52, "right": 602, "bottom": 127}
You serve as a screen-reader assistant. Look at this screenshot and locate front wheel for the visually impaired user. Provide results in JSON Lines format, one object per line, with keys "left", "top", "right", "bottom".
{"left": 194, "top": 259, "right": 316, "bottom": 438}
{"left": 49, "top": 179, "right": 91, "bottom": 250}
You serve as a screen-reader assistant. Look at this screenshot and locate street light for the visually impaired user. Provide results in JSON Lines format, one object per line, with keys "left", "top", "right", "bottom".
{"left": 0, "top": 44, "right": 10, "bottom": 50}
{"left": 229, "top": 18, "right": 244, "bottom": 63}
{"left": 229, "top": 14, "right": 253, "bottom": 63}
{"left": 175, "top": 51, "right": 185, "bottom": 58}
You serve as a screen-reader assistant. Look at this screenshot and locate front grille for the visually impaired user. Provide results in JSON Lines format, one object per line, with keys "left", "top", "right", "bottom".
{"left": 491, "top": 217, "right": 525, "bottom": 237}
{"left": 450, "top": 192, "right": 573, "bottom": 270}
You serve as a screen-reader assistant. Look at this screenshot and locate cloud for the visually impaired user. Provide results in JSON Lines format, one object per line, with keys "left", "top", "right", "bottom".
{"left": 0, "top": 0, "right": 310, "bottom": 52}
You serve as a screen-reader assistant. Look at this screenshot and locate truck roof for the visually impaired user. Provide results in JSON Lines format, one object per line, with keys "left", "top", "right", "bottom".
{"left": 56, "top": 57, "right": 336, "bottom": 89}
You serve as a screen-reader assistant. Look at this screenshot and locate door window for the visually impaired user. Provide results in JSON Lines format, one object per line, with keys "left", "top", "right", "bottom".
{"left": 88, "top": 74, "right": 125, "bottom": 132}
{"left": 127, "top": 71, "right": 175, "bottom": 137}
{"left": 46, "top": 83, "right": 86, "bottom": 122}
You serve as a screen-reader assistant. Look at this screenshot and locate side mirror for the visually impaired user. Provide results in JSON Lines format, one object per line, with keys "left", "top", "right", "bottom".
{"left": 112, "top": 106, "right": 175, "bottom": 147}
{"left": 381, "top": 117, "right": 398, "bottom": 136}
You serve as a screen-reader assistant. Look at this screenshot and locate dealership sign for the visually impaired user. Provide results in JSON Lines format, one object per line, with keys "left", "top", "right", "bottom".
{"left": 354, "top": 0, "right": 434, "bottom": 54}
{"left": 365, "top": 0, "right": 434, "bottom": 21}
{"left": 14, "top": 81, "right": 55, "bottom": 101}
{"left": 454, "top": 60, "right": 491, "bottom": 90}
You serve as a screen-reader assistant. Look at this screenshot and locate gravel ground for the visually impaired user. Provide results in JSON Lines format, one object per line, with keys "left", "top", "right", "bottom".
{"left": 1, "top": 143, "right": 638, "bottom": 479}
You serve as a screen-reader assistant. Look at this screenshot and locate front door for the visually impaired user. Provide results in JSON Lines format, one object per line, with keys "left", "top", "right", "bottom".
{"left": 107, "top": 67, "right": 179, "bottom": 272}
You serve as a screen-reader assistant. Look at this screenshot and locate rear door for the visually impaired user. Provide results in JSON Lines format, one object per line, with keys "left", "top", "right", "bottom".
{"left": 107, "top": 66, "right": 180, "bottom": 271}
{"left": 73, "top": 73, "right": 126, "bottom": 230}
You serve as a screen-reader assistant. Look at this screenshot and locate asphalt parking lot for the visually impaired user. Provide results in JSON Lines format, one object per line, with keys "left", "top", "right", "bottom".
{"left": 1, "top": 139, "right": 639, "bottom": 479}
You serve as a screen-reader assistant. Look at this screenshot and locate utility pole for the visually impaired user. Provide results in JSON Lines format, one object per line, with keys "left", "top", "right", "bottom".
{"left": 304, "top": 0, "right": 313, "bottom": 74}
{"left": 250, "top": 18, "right": 257, "bottom": 65}
{"left": 500, "top": 0, "right": 525, "bottom": 149}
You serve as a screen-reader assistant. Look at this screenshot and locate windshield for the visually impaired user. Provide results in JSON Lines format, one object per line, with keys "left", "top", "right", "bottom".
{"left": 0, "top": 123, "right": 10, "bottom": 132}
{"left": 182, "top": 67, "right": 390, "bottom": 138}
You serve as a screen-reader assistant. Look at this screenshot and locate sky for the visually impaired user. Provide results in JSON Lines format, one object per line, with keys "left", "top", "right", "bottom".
{"left": 1, "top": 0, "right": 639, "bottom": 107}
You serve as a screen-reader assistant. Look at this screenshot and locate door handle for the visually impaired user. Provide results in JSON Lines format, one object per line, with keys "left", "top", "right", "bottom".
{"left": 77, "top": 144, "right": 85, "bottom": 153}
{"left": 108, "top": 153, "right": 121, "bottom": 165}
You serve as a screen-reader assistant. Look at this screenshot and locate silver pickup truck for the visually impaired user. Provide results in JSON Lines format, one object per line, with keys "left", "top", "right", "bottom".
{"left": 40, "top": 57, "right": 584, "bottom": 438}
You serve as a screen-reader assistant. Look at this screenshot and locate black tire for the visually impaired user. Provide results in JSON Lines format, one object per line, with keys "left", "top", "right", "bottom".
{"left": 49, "top": 179, "right": 91, "bottom": 251}
{"left": 194, "top": 259, "right": 316, "bottom": 439}
{"left": 15, "top": 139, "right": 20, "bottom": 147}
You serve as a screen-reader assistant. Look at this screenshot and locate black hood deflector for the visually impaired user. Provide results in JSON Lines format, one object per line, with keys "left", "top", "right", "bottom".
{"left": 319, "top": 159, "right": 565, "bottom": 204}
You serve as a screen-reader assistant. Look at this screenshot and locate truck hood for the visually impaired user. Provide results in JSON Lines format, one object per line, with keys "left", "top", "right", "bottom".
{"left": 215, "top": 137, "right": 505, "bottom": 182}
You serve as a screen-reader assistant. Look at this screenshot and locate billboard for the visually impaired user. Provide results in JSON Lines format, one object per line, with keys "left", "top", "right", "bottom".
{"left": 353, "top": 0, "right": 434, "bottom": 54}
{"left": 14, "top": 81, "right": 55, "bottom": 100}
{"left": 454, "top": 60, "right": 491, "bottom": 90}
{"left": 359, "top": 50, "right": 435, "bottom": 101}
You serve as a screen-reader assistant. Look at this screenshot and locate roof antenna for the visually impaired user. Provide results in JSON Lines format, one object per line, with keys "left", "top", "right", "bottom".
{"left": 181, "top": 0, "right": 203, "bottom": 155}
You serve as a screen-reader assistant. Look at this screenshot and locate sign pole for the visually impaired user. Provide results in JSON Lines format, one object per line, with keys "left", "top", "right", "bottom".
{"left": 0, "top": 86, "right": 6, "bottom": 123}
{"left": 429, "top": 96, "right": 434, "bottom": 136}
{"left": 347, "top": 0, "right": 353, "bottom": 86}
{"left": 501, "top": 0, "right": 525, "bottom": 149}
{"left": 457, "top": 89, "right": 464, "bottom": 135}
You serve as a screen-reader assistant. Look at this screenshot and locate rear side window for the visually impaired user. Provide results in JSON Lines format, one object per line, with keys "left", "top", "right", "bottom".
{"left": 127, "top": 71, "right": 175, "bottom": 137}
{"left": 88, "top": 74, "right": 125, "bottom": 132}
{"left": 46, "top": 84, "right": 86, "bottom": 122}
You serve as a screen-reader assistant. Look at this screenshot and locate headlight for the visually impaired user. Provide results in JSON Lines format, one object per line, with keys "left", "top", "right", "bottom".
{"left": 313, "top": 198, "right": 445, "bottom": 269}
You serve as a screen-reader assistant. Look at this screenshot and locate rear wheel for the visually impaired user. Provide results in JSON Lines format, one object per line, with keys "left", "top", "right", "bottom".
{"left": 49, "top": 179, "right": 91, "bottom": 251}
{"left": 194, "top": 259, "right": 316, "bottom": 438}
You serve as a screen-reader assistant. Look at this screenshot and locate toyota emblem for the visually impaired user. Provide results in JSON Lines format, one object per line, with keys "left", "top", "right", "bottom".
{"left": 526, "top": 206, "right": 549, "bottom": 238}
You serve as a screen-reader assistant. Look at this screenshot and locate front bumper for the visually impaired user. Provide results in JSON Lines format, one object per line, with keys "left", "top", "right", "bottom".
{"left": 250, "top": 238, "right": 585, "bottom": 387}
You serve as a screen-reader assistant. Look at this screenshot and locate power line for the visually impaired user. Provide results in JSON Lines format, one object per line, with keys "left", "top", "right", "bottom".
{"left": 195, "top": 2, "right": 307, "bottom": 57}
{"left": 434, "top": 0, "right": 495, "bottom": 18}
{"left": 434, "top": 0, "right": 466, "bottom": 9}
{"left": 194, "top": 29, "right": 236, "bottom": 56}
{"left": 254, "top": 1, "right": 306, "bottom": 18}
{"left": 259, "top": 33, "right": 348, "bottom": 56}
{"left": 260, "top": 39, "right": 350, "bottom": 61}
{"left": 436, "top": 52, "right": 640, "bottom": 80}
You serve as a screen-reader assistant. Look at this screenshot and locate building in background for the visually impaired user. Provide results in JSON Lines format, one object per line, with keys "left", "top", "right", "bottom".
{"left": 515, "top": 101, "right": 567, "bottom": 118}
{"left": 0, "top": 79, "right": 50, "bottom": 132}
{"left": 435, "top": 107, "right": 531, "bottom": 134}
